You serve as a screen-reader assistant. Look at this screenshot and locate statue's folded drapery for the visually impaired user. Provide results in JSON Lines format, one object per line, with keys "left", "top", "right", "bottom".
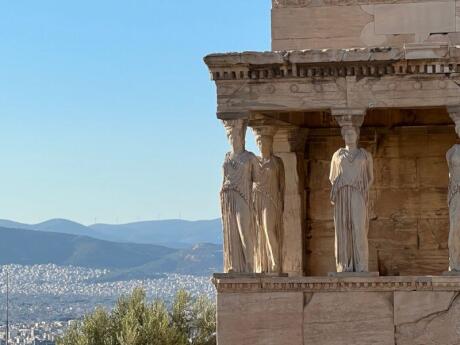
{"left": 221, "top": 151, "right": 257, "bottom": 273}
{"left": 253, "top": 156, "right": 285, "bottom": 273}
{"left": 330, "top": 148, "right": 372, "bottom": 273}
{"left": 447, "top": 145, "right": 460, "bottom": 271}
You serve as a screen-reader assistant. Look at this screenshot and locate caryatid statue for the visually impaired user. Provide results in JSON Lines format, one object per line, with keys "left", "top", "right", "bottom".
{"left": 220, "top": 119, "right": 258, "bottom": 273}
{"left": 447, "top": 107, "right": 460, "bottom": 272}
{"left": 252, "top": 126, "right": 285, "bottom": 274}
{"left": 329, "top": 113, "right": 374, "bottom": 273}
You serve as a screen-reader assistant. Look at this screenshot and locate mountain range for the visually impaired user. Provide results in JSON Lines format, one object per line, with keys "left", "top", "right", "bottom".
{"left": 0, "top": 218, "right": 222, "bottom": 248}
{"left": 0, "top": 226, "right": 222, "bottom": 276}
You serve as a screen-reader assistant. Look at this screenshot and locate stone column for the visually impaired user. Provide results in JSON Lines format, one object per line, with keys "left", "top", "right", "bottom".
{"left": 220, "top": 114, "right": 258, "bottom": 273}
{"left": 273, "top": 126, "right": 308, "bottom": 276}
{"left": 446, "top": 106, "right": 460, "bottom": 274}
{"left": 330, "top": 108, "right": 373, "bottom": 274}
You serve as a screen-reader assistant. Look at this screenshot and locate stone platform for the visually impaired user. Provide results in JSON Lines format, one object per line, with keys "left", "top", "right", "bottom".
{"left": 213, "top": 274, "right": 460, "bottom": 345}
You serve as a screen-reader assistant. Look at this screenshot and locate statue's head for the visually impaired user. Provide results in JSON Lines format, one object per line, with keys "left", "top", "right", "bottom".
{"left": 223, "top": 119, "right": 247, "bottom": 153}
{"left": 341, "top": 125, "right": 360, "bottom": 146}
{"left": 253, "top": 126, "right": 276, "bottom": 158}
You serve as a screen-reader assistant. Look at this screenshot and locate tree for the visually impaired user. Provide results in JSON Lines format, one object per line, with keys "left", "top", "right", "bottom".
{"left": 57, "top": 288, "right": 216, "bottom": 345}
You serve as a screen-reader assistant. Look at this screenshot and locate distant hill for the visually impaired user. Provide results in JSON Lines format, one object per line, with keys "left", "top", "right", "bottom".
{"left": 0, "top": 218, "right": 223, "bottom": 248}
{"left": 94, "top": 243, "right": 223, "bottom": 282}
{"left": 0, "top": 227, "right": 222, "bottom": 275}
{"left": 90, "top": 219, "right": 222, "bottom": 248}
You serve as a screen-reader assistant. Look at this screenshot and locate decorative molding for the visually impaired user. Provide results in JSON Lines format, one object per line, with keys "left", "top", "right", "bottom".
{"left": 204, "top": 48, "right": 460, "bottom": 82}
{"left": 212, "top": 274, "right": 460, "bottom": 293}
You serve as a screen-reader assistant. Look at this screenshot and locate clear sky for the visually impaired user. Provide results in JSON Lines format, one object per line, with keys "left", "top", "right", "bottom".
{"left": 0, "top": 0, "right": 271, "bottom": 225}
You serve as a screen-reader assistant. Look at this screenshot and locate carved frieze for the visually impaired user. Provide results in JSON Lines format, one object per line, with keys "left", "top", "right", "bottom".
{"left": 212, "top": 274, "right": 460, "bottom": 293}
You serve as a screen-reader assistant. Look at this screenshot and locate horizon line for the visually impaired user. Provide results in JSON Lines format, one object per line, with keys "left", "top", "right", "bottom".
{"left": 0, "top": 216, "right": 222, "bottom": 228}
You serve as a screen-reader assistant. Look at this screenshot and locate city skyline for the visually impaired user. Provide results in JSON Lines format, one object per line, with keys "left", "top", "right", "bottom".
{"left": 0, "top": 1, "right": 270, "bottom": 225}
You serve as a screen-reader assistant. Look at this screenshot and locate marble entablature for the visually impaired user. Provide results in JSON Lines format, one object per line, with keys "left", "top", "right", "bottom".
{"left": 205, "top": 46, "right": 460, "bottom": 118}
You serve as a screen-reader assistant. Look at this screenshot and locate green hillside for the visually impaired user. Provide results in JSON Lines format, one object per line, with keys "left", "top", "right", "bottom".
{"left": 0, "top": 227, "right": 222, "bottom": 275}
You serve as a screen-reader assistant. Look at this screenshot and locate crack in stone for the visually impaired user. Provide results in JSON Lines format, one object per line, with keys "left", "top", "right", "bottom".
{"left": 303, "top": 292, "right": 313, "bottom": 308}
{"left": 396, "top": 291, "right": 460, "bottom": 328}
{"left": 394, "top": 293, "right": 460, "bottom": 345}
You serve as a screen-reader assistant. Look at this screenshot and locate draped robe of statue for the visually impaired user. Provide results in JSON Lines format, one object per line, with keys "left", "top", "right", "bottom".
{"left": 221, "top": 150, "right": 257, "bottom": 273}
{"left": 253, "top": 156, "right": 285, "bottom": 273}
{"left": 329, "top": 148, "right": 372, "bottom": 272}
{"left": 447, "top": 144, "right": 460, "bottom": 271}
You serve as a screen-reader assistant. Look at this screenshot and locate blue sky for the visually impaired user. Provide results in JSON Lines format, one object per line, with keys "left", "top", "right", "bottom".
{"left": 0, "top": 1, "right": 270, "bottom": 225}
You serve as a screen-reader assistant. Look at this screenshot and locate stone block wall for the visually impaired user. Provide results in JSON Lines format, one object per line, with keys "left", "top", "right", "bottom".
{"left": 306, "top": 124, "right": 456, "bottom": 275}
{"left": 215, "top": 276, "right": 460, "bottom": 345}
{"left": 272, "top": 0, "right": 460, "bottom": 50}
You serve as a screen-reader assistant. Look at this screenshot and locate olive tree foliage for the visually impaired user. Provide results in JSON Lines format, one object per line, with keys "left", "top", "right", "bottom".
{"left": 57, "top": 288, "right": 216, "bottom": 345}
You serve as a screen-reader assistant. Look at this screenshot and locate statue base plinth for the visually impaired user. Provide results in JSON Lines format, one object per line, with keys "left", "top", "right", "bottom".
{"left": 328, "top": 271, "right": 380, "bottom": 277}
{"left": 214, "top": 272, "right": 289, "bottom": 279}
{"left": 213, "top": 274, "right": 460, "bottom": 345}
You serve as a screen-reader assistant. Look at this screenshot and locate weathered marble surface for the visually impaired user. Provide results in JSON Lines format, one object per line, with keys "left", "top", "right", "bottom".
{"left": 272, "top": 0, "right": 460, "bottom": 50}
{"left": 304, "top": 292, "right": 394, "bottom": 345}
{"left": 217, "top": 292, "right": 304, "bottom": 345}
{"left": 395, "top": 291, "right": 460, "bottom": 345}
{"left": 214, "top": 275, "right": 460, "bottom": 345}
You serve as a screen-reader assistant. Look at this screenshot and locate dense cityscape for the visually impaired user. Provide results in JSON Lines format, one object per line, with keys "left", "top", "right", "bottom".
{"left": 0, "top": 265, "right": 215, "bottom": 344}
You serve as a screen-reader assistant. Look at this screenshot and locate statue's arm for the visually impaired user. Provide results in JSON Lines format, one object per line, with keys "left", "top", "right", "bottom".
{"left": 366, "top": 151, "right": 374, "bottom": 188}
{"left": 329, "top": 151, "right": 337, "bottom": 184}
{"left": 221, "top": 154, "right": 227, "bottom": 186}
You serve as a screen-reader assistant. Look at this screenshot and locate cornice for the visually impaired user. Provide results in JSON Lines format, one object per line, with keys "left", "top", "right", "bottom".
{"left": 204, "top": 45, "right": 458, "bottom": 82}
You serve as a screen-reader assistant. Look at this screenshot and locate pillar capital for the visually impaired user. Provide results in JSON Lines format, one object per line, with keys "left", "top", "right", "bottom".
{"left": 221, "top": 118, "right": 248, "bottom": 127}
{"left": 252, "top": 125, "right": 278, "bottom": 139}
{"left": 330, "top": 108, "right": 367, "bottom": 128}
{"left": 217, "top": 111, "right": 250, "bottom": 120}
{"left": 447, "top": 105, "right": 460, "bottom": 124}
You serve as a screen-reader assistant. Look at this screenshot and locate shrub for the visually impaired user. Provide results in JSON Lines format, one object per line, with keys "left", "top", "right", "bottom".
{"left": 57, "top": 288, "right": 216, "bottom": 345}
